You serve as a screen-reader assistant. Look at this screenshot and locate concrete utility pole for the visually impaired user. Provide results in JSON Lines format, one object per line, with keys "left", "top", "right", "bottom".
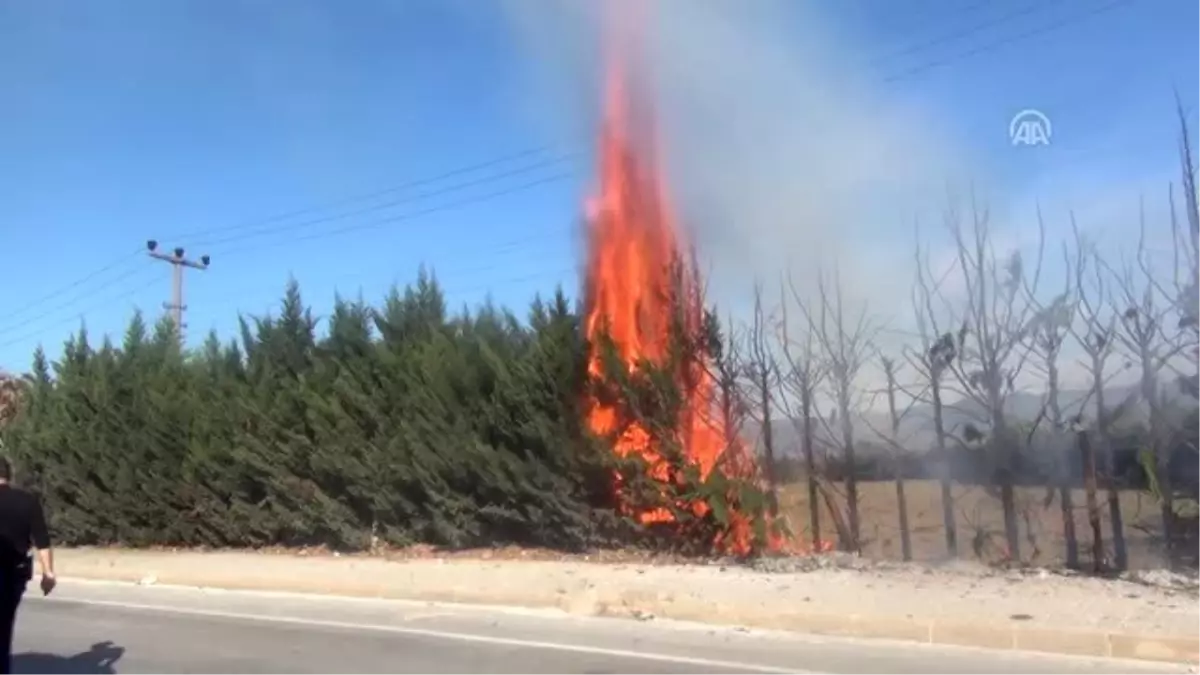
{"left": 146, "top": 240, "right": 210, "bottom": 342}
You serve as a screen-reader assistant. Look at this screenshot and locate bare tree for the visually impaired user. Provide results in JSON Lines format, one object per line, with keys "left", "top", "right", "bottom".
{"left": 940, "top": 195, "right": 1045, "bottom": 561}
{"left": 1170, "top": 101, "right": 1199, "bottom": 392}
{"left": 1068, "top": 414, "right": 1105, "bottom": 572}
{"left": 881, "top": 356, "right": 913, "bottom": 560}
{"left": 910, "top": 246, "right": 961, "bottom": 557}
{"left": 1166, "top": 108, "right": 1199, "bottom": 496}
{"left": 712, "top": 312, "right": 749, "bottom": 463}
{"left": 1022, "top": 244, "right": 1080, "bottom": 568}
{"left": 1067, "top": 219, "right": 1130, "bottom": 570}
{"left": 798, "top": 268, "right": 877, "bottom": 552}
{"left": 777, "top": 277, "right": 833, "bottom": 551}
{"left": 1105, "top": 201, "right": 1190, "bottom": 561}
{"left": 743, "top": 282, "right": 780, "bottom": 516}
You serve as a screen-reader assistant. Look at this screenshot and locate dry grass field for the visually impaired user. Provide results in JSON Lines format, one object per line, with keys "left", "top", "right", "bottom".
{"left": 776, "top": 478, "right": 1188, "bottom": 569}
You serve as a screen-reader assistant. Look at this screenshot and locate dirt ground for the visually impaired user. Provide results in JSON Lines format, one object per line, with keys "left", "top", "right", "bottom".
{"left": 776, "top": 478, "right": 1188, "bottom": 569}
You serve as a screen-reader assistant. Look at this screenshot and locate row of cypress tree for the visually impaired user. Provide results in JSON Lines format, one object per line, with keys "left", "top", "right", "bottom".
{"left": 1, "top": 270, "right": 774, "bottom": 554}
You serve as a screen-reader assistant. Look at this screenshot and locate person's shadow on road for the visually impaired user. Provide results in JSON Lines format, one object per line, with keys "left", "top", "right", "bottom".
{"left": 12, "top": 640, "right": 125, "bottom": 674}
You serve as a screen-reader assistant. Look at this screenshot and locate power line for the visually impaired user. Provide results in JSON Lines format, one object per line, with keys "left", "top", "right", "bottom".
{"left": 0, "top": 156, "right": 577, "bottom": 342}
{"left": 0, "top": 274, "right": 160, "bottom": 352}
{"left": 242, "top": 171, "right": 576, "bottom": 254}
{"left": 853, "top": 0, "right": 994, "bottom": 32}
{"left": 0, "top": 266, "right": 152, "bottom": 339}
{"left": 184, "top": 222, "right": 584, "bottom": 329}
{"left": 0, "top": 172, "right": 575, "bottom": 349}
{"left": 165, "top": 143, "right": 576, "bottom": 244}
{"left": 0, "top": 250, "right": 142, "bottom": 326}
{"left": 17, "top": 260, "right": 575, "bottom": 352}
{"left": 186, "top": 265, "right": 579, "bottom": 330}
{"left": 867, "top": 0, "right": 1068, "bottom": 67}
{"left": 881, "top": 0, "right": 1135, "bottom": 83}
{"left": 2, "top": 145, "right": 580, "bottom": 332}
{"left": 192, "top": 151, "right": 582, "bottom": 252}
{"left": 0, "top": 264, "right": 577, "bottom": 380}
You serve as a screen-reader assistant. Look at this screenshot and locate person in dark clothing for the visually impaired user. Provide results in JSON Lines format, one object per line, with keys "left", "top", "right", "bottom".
{"left": 0, "top": 458, "right": 55, "bottom": 675}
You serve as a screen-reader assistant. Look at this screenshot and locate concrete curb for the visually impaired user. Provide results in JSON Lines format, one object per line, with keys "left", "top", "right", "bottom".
{"left": 594, "top": 597, "right": 1198, "bottom": 665}
{"left": 57, "top": 550, "right": 1199, "bottom": 666}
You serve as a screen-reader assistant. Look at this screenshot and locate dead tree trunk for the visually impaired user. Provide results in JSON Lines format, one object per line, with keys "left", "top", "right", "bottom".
{"left": 1044, "top": 338, "right": 1079, "bottom": 569}
{"left": 777, "top": 280, "right": 826, "bottom": 553}
{"left": 801, "top": 386, "right": 821, "bottom": 549}
{"left": 796, "top": 269, "right": 873, "bottom": 553}
{"left": 883, "top": 357, "right": 912, "bottom": 561}
{"left": 1075, "top": 423, "right": 1105, "bottom": 571}
{"left": 930, "top": 369, "right": 958, "bottom": 557}
{"left": 749, "top": 286, "right": 780, "bottom": 517}
{"left": 757, "top": 366, "right": 779, "bottom": 516}
{"left": 816, "top": 476, "right": 852, "bottom": 548}
{"left": 1094, "top": 379, "right": 1128, "bottom": 570}
{"left": 1019, "top": 244, "right": 1083, "bottom": 569}
{"left": 1070, "top": 220, "right": 1127, "bottom": 570}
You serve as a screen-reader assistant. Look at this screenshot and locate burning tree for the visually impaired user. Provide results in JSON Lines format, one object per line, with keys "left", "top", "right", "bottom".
{"left": 580, "top": 13, "right": 779, "bottom": 556}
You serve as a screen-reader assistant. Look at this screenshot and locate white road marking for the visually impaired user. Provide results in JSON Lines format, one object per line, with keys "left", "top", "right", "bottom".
{"left": 57, "top": 577, "right": 782, "bottom": 636}
{"left": 33, "top": 596, "right": 811, "bottom": 674}
{"left": 401, "top": 611, "right": 456, "bottom": 622}
{"left": 62, "top": 577, "right": 573, "bottom": 617}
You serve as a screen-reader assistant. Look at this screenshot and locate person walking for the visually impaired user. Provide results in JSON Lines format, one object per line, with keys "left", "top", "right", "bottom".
{"left": 0, "top": 458, "right": 55, "bottom": 674}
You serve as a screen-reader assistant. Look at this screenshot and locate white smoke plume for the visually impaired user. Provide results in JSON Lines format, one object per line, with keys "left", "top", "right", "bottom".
{"left": 477, "top": 0, "right": 980, "bottom": 321}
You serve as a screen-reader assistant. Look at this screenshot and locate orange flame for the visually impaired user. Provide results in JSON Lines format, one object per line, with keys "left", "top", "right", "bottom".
{"left": 581, "top": 3, "right": 770, "bottom": 556}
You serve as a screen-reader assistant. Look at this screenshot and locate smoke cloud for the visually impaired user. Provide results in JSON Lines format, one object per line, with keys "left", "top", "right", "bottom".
{"left": 481, "top": 0, "right": 979, "bottom": 320}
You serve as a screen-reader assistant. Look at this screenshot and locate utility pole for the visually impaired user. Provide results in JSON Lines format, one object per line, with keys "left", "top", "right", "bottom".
{"left": 146, "top": 240, "right": 210, "bottom": 342}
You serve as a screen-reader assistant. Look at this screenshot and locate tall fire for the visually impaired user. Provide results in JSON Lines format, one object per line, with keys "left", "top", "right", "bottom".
{"left": 580, "top": 8, "right": 776, "bottom": 557}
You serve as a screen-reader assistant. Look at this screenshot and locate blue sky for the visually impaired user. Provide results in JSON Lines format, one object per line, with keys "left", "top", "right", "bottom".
{"left": 0, "top": 0, "right": 1196, "bottom": 372}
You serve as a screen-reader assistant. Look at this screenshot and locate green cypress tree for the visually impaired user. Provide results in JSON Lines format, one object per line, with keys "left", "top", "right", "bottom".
{"left": 5, "top": 262, "right": 780, "bottom": 554}
{"left": 247, "top": 280, "right": 359, "bottom": 546}
{"left": 303, "top": 294, "right": 393, "bottom": 549}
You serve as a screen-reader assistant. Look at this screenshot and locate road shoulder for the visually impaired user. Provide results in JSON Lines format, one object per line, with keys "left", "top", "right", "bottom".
{"left": 55, "top": 548, "right": 1200, "bottom": 666}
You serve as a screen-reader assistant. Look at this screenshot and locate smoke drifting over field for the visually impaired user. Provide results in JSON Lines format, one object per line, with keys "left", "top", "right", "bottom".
{"left": 474, "top": 0, "right": 1189, "bottom": 402}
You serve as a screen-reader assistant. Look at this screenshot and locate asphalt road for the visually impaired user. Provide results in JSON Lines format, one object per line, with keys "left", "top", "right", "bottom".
{"left": 10, "top": 581, "right": 1187, "bottom": 674}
